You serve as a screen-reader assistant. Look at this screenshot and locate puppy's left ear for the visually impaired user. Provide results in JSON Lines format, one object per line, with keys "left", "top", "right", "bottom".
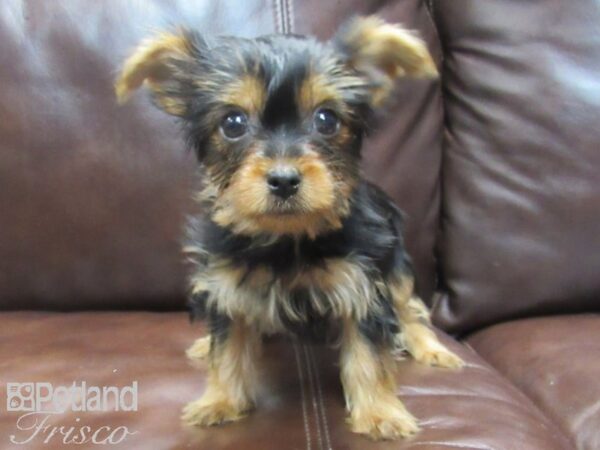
{"left": 115, "top": 30, "right": 199, "bottom": 116}
{"left": 334, "top": 16, "right": 437, "bottom": 105}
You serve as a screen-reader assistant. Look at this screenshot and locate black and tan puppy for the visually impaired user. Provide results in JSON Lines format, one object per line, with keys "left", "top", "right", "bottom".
{"left": 116, "top": 16, "right": 463, "bottom": 440}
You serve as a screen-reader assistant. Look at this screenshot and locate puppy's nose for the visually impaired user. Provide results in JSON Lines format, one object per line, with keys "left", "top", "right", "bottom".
{"left": 266, "top": 168, "right": 301, "bottom": 199}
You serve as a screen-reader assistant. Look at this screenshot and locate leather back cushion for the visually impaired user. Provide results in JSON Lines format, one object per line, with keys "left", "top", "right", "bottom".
{"left": 431, "top": 0, "right": 600, "bottom": 333}
{"left": 0, "top": 1, "right": 442, "bottom": 310}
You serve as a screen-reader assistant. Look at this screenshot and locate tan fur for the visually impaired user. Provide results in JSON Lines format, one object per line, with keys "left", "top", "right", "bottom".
{"left": 182, "top": 319, "right": 261, "bottom": 426}
{"left": 186, "top": 267, "right": 461, "bottom": 436}
{"left": 340, "top": 318, "right": 419, "bottom": 440}
{"left": 186, "top": 336, "right": 211, "bottom": 364}
{"left": 241, "top": 213, "right": 343, "bottom": 238}
{"left": 115, "top": 31, "right": 191, "bottom": 111}
{"left": 389, "top": 275, "right": 430, "bottom": 324}
{"left": 190, "top": 257, "right": 382, "bottom": 335}
{"left": 295, "top": 153, "right": 338, "bottom": 210}
{"left": 210, "top": 150, "right": 352, "bottom": 238}
{"left": 298, "top": 72, "right": 343, "bottom": 113}
{"left": 297, "top": 71, "right": 369, "bottom": 152}
{"left": 339, "top": 16, "right": 438, "bottom": 105}
{"left": 400, "top": 323, "right": 463, "bottom": 368}
{"left": 389, "top": 274, "right": 464, "bottom": 369}
{"left": 218, "top": 74, "right": 266, "bottom": 116}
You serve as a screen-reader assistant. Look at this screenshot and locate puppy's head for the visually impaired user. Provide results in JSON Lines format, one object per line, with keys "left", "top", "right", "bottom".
{"left": 116, "top": 17, "right": 436, "bottom": 238}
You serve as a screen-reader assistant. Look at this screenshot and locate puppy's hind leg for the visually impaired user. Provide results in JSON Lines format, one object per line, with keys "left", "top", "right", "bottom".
{"left": 390, "top": 275, "right": 463, "bottom": 369}
{"left": 186, "top": 335, "right": 212, "bottom": 362}
{"left": 182, "top": 317, "right": 261, "bottom": 427}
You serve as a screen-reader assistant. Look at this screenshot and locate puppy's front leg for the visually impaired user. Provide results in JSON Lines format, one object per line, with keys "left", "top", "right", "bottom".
{"left": 340, "top": 319, "right": 419, "bottom": 440}
{"left": 182, "top": 317, "right": 261, "bottom": 427}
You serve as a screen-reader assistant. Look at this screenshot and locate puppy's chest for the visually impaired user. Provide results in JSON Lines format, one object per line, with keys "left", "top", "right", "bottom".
{"left": 198, "top": 255, "right": 379, "bottom": 336}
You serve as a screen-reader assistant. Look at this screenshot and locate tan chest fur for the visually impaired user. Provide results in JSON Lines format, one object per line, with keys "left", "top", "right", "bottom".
{"left": 190, "top": 258, "right": 385, "bottom": 335}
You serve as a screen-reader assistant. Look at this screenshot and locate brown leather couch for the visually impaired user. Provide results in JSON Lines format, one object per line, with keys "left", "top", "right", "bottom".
{"left": 1, "top": 1, "right": 598, "bottom": 449}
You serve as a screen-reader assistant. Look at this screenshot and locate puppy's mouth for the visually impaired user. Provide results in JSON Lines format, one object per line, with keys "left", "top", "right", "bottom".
{"left": 266, "top": 197, "right": 305, "bottom": 216}
{"left": 212, "top": 154, "right": 345, "bottom": 236}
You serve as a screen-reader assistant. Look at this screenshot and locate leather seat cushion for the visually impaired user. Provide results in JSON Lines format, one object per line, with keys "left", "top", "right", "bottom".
{"left": 0, "top": 312, "right": 571, "bottom": 449}
{"left": 468, "top": 314, "right": 600, "bottom": 450}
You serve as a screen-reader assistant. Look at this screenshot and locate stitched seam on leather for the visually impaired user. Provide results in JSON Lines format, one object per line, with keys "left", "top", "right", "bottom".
{"left": 308, "top": 346, "right": 332, "bottom": 450}
{"left": 273, "top": 0, "right": 283, "bottom": 33}
{"left": 293, "top": 342, "right": 312, "bottom": 450}
{"left": 303, "top": 344, "right": 324, "bottom": 450}
{"left": 285, "top": 0, "right": 294, "bottom": 33}
{"left": 274, "top": 0, "right": 290, "bottom": 34}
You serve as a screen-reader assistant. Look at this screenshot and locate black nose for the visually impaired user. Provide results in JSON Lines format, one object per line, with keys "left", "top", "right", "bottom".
{"left": 267, "top": 168, "right": 301, "bottom": 200}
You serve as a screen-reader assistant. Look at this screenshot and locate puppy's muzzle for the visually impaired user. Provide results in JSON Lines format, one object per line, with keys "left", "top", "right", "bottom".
{"left": 267, "top": 166, "right": 301, "bottom": 200}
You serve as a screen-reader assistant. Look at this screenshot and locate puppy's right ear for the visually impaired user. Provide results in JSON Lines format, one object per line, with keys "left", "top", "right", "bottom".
{"left": 115, "top": 30, "right": 198, "bottom": 116}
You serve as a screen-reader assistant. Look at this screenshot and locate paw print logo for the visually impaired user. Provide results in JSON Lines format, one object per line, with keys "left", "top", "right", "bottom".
{"left": 6, "top": 383, "right": 35, "bottom": 412}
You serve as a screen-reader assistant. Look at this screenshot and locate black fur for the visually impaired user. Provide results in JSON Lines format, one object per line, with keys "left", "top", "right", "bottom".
{"left": 166, "top": 29, "right": 416, "bottom": 349}
{"left": 195, "top": 181, "right": 409, "bottom": 277}
{"left": 188, "top": 180, "right": 412, "bottom": 346}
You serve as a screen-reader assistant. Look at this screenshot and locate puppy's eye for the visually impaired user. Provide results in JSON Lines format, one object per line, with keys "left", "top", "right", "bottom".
{"left": 220, "top": 111, "right": 248, "bottom": 139}
{"left": 313, "top": 108, "right": 340, "bottom": 136}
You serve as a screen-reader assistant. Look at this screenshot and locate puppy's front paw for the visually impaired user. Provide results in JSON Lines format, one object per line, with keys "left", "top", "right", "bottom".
{"left": 414, "top": 344, "right": 464, "bottom": 369}
{"left": 186, "top": 336, "right": 211, "bottom": 363}
{"left": 402, "top": 324, "right": 464, "bottom": 369}
{"left": 349, "top": 402, "right": 419, "bottom": 440}
{"left": 182, "top": 397, "right": 250, "bottom": 427}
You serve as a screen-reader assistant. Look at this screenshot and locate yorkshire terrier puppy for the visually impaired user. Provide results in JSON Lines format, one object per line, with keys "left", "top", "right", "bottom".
{"left": 116, "top": 16, "right": 463, "bottom": 440}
